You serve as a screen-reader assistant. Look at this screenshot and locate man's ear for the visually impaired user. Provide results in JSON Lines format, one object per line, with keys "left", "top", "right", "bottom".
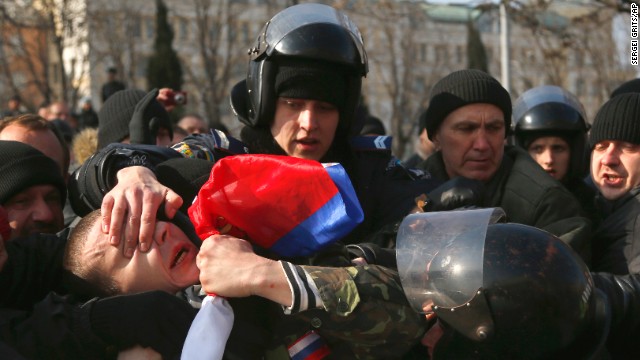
{"left": 432, "top": 132, "right": 441, "bottom": 149}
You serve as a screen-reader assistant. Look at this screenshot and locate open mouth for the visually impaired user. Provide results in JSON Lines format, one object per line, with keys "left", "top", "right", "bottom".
{"left": 171, "top": 247, "right": 189, "bottom": 268}
{"left": 604, "top": 174, "right": 622, "bottom": 181}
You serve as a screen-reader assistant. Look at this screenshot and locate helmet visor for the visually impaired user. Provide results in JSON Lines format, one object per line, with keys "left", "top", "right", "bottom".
{"left": 513, "top": 85, "right": 586, "bottom": 129}
{"left": 253, "top": 3, "right": 367, "bottom": 72}
{"left": 396, "top": 208, "right": 505, "bottom": 313}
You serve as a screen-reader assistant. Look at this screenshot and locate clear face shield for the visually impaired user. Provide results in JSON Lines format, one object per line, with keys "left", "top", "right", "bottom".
{"left": 396, "top": 208, "right": 506, "bottom": 341}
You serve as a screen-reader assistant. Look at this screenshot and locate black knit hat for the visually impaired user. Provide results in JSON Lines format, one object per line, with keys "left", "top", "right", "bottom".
{"left": 424, "top": 69, "right": 512, "bottom": 140}
{"left": 610, "top": 78, "right": 640, "bottom": 98}
{"left": 155, "top": 158, "right": 214, "bottom": 214}
{"left": 0, "top": 140, "right": 66, "bottom": 204}
{"left": 589, "top": 92, "right": 640, "bottom": 148}
{"left": 275, "top": 59, "right": 347, "bottom": 111}
{"left": 97, "top": 89, "right": 172, "bottom": 149}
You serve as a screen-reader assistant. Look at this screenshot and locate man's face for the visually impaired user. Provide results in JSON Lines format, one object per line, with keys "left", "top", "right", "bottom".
{"left": 155, "top": 127, "right": 173, "bottom": 147}
{"left": 591, "top": 140, "right": 640, "bottom": 201}
{"left": 8, "top": 99, "right": 19, "bottom": 111}
{"left": 271, "top": 98, "right": 339, "bottom": 161}
{"left": 0, "top": 125, "right": 66, "bottom": 177}
{"left": 83, "top": 219, "right": 200, "bottom": 294}
{"left": 527, "top": 136, "right": 570, "bottom": 181}
{"left": 4, "top": 185, "right": 64, "bottom": 240}
{"left": 48, "top": 103, "right": 69, "bottom": 121}
{"left": 433, "top": 103, "right": 505, "bottom": 181}
{"left": 178, "top": 116, "right": 208, "bottom": 134}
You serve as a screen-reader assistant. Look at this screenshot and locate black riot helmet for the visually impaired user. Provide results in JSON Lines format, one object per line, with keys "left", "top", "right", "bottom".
{"left": 230, "top": 3, "right": 368, "bottom": 136}
{"left": 426, "top": 223, "right": 608, "bottom": 360}
{"left": 513, "top": 85, "right": 590, "bottom": 179}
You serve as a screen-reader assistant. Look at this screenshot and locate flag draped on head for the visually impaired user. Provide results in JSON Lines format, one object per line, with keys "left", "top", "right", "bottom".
{"left": 188, "top": 154, "right": 364, "bottom": 257}
{"left": 182, "top": 154, "right": 364, "bottom": 359}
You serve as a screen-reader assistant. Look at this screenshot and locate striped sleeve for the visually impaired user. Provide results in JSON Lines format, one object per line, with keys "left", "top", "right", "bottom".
{"left": 279, "top": 261, "right": 323, "bottom": 314}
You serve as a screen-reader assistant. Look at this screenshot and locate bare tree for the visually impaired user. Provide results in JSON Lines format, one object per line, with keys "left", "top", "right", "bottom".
{"left": 507, "top": 0, "right": 635, "bottom": 118}
{"left": 343, "top": 0, "right": 458, "bottom": 158}
{"left": 87, "top": 1, "right": 150, "bottom": 93}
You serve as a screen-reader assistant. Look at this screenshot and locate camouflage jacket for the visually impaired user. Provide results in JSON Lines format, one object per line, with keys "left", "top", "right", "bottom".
{"left": 264, "top": 264, "right": 428, "bottom": 360}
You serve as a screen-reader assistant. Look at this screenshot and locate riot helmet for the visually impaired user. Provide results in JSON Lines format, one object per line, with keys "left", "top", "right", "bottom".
{"left": 513, "top": 85, "right": 590, "bottom": 179}
{"left": 230, "top": 3, "right": 368, "bottom": 136}
{"left": 397, "top": 210, "right": 609, "bottom": 359}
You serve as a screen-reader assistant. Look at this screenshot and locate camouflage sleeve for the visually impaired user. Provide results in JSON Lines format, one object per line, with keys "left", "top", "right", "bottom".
{"left": 296, "top": 264, "right": 428, "bottom": 358}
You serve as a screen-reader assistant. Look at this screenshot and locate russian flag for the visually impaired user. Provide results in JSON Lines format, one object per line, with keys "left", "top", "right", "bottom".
{"left": 188, "top": 154, "right": 364, "bottom": 257}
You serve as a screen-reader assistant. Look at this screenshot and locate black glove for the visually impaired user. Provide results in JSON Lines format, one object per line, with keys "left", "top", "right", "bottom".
{"left": 347, "top": 243, "right": 397, "bottom": 268}
{"left": 424, "top": 177, "right": 484, "bottom": 211}
{"left": 88, "top": 291, "right": 196, "bottom": 359}
{"left": 129, "top": 88, "right": 164, "bottom": 145}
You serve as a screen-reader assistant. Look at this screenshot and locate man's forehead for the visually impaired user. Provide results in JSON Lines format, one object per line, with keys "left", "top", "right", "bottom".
{"left": 6, "top": 184, "right": 60, "bottom": 199}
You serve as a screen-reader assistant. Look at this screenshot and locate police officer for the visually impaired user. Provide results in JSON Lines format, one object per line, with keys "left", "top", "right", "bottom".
{"left": 512, "top": 85, "right": 596, "bottom": 220}
{"left": 229, "top": 3, "right": 447, "bottom": 247}
{"left": 396, "top": 209, "right": 640, "bottom": 359}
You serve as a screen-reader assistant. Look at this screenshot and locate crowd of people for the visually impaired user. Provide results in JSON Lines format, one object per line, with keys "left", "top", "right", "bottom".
{"left": 1, "top": 2, "right": 640, "bottom": 359}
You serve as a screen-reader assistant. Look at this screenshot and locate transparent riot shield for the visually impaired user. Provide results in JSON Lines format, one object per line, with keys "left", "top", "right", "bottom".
{"left": 396, "top": 208, "right": 506, "bottom": 313}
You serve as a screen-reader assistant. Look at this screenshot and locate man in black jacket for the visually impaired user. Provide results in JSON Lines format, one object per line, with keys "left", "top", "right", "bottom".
{"left": 589, "top": 93, "right": 640, "bottom": 278}
{"left": 416, "top": 69, "right": 592, "bottom": 262}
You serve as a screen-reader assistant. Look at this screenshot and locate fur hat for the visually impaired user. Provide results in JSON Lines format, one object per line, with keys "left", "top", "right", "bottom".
{"left": 0, "top": 140, "right": 66, "bottom": 204}
{"left": 589, "top": 92, "right": 640, "bottom": 148}
{"left": 424, "top": 69, "right": 512, "bottom": 140}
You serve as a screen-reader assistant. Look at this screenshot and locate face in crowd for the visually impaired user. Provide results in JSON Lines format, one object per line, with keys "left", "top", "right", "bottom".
{"left": 271, "top": 98, "right": 339, "bottom": 161}
{"left": 76, "top": 212, "right": 200, "bottom": 294}
{"left": 4, "top": 185, "right": 64, "bottom": 240}
{"left": 591, "top": 140, "right": 640, "bottom": 201}
{"left": 433, "top": 103, "right": 506, "bottom": 182}
{"left": 527, "top": 136, "right": 571, "bottom": 181}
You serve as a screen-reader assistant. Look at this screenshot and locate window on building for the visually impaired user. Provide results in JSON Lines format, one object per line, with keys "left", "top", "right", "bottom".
{"left": 136, "top": 57, "right": 148, "bottom": 77}
{"left": 413, "top": 76, "right": 426, "bottom": 93}
{"left": 145, "top": 18, "right": 154, "bottom": 39}
{"left": 435, "top": 44, "right": 447, "bottom": 63}
{"left": 178, "top": 18, "right": 189, "bottom": 40}
{"left": 242, "top": 22, "right": 250, "bottom": 44}
{"left": 575, "top": 78, "right": 584, "bottom": 97}
{"left": 131, "top": 16, "right": 141, "bottom": 39}
{"left": 456, "top": 45, "right": 463, "bottom": 64}
{"left": 420, "top": 43, "right": 427, "bottom": 62}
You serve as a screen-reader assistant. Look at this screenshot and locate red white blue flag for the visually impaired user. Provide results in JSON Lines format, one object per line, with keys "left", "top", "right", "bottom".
{"left": 182, "top": 155, "right": 363, "bottom": 359}
{"left": 188, "top": 154, "right": 364, "bottom": 257}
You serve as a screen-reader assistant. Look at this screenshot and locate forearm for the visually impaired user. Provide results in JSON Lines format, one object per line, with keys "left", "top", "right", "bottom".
{"left": 246, "top": 258, "right": 293, "bottom": 308}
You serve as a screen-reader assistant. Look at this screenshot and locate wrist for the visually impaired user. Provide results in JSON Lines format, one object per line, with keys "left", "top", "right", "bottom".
{"left": 251, "top": 258, "right": 292, "bottom": 306}
{"left": 115, "top": 166, "right": 157, "bottom": 184}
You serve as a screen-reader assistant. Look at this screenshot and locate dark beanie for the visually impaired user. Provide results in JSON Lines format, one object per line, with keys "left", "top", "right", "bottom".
{"left": 360, "top": 115, "right": 386, "bottom": 136}
{"left": 97, "top": 89, "right": 171, "bottom": 149}
{"left": 275, "top": 59, "right": 346, "bottom": 110}
{"left": 424, "top": 69, "right": 512, "bottom": 140}
{"left": 0, "top": 140, "right": 66, "bottom": 204}
{"left": 610, "top": 78, "right": 640, "bottom": 98}
{"left": 589, "top": 92, "right": 640, "bottom": 148}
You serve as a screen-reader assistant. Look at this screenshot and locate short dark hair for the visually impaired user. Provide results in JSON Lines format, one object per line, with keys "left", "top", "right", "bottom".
{"left": 0, "top": 114, "right": 71, "bottom": 175}
{"left": 107, "top": 67, "right": 117, "bottom": 74}
{"left": 64, "top": 209, "right": 121, "bottom": 297}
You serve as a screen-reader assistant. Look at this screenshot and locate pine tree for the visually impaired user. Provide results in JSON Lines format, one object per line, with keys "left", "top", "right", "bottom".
{"left": 147, "top": 0, "right": 183, "bottom": 91}
{"left": 467, "top": 19, "right": 488, "bottom": 73}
